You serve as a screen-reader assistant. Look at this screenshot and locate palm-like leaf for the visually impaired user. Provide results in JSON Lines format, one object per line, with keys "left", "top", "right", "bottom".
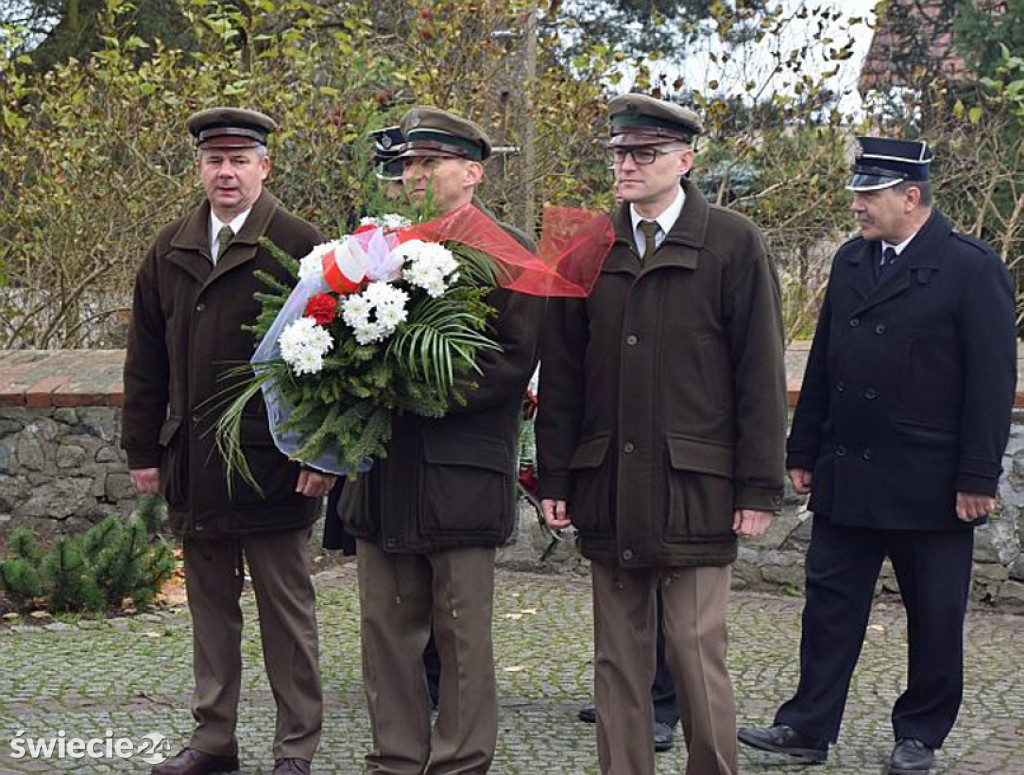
{"left": 385, "top": 295, "right": 502, "bottom": 397}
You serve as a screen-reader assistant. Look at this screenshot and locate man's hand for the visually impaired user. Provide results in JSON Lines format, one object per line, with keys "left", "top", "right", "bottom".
{"left": 541, "top": 498, "right": 572, "bottom": 530}
{"left": 296, "top": 470, "right": 336, "bottom": 498}
{"left": 129, "top": 467, "right": 160, "bottom": 495}
{"left": 733, "top": 509, "right": 772, "bottom": 536}
{"left": 788, "top": 468, "right": 813, "bottom": 495}
{"left": 956, "top": 491, "right": 996, "bottom": 522}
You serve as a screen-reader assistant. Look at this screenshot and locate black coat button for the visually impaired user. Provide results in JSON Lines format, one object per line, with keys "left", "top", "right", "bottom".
{"left": 195, "top": 302, "right": 205, "bottom": 312}
{"left": 623, "top": 442, "right": 635, "bottom": 453}
{"left": 862, "top": 449, "right": 874, "bottom": 461}
{"left": 622, "top": 548, "right": 634, "bottom": 560}
{"left": 836, "top": 381, "right": 846, "bottom": 392}
{"left": 835, "top": 445, "right": 847, "bottom": 456}
{"left": 875, "top": 324, "right": 886, "bottom": 335}
{"left": 626, "top": 334, "right": 639, "bottom": 346}
{"left": 865, "top": 388, "right": 878, "bottom": 400}
{"left": 849, "top": 317, "right": 861, "bottom": 327}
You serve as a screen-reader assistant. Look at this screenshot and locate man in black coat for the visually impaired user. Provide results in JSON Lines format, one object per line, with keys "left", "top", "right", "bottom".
{"left": 738, "top": 137, "right": 1016, "bottom": 775}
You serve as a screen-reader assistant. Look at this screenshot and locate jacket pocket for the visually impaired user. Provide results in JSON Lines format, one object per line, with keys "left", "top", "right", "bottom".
{"left": 158, "top": 416, "right": 187, "bottom": 508}
{"left": 568, "top": 433, "right": 613, "bottom": 536}
{"left": 420, "top": 432, "right": 512, "bottom": 536}
{"left": 228, "top": 414, "right": 305, "bottom": 508}
{"left": 665, "top": 434, "right": 735, "bottom": 541}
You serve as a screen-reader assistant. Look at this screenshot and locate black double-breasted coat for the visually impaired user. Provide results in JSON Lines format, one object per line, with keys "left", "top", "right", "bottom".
{"left": 787, "top": 209, "right": 1016, "bottom": 530}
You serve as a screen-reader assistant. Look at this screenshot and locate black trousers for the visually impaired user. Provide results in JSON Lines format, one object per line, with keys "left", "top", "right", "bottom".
{"left": 775, "top": 515, "right": 973, "bottom": 749}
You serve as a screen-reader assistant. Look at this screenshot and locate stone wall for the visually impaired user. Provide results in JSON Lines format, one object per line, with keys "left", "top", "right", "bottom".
{"left": 2, "top": 349, "right": 1023, "bottom": 609}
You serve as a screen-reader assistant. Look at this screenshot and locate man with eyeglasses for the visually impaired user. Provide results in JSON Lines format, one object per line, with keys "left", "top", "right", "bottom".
{"left": 537, "top": 93, "right": 787, "bottom": 775}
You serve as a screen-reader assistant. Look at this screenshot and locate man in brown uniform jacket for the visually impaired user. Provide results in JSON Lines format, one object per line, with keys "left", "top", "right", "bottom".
{"left": 537, "top": 94, "right": 787, "bottom": 775}
{"left": 338, "top": 107, "right": 543, "bottom": 774}
{"left": 122, "top": 108, "right": 334, "bottom": 775}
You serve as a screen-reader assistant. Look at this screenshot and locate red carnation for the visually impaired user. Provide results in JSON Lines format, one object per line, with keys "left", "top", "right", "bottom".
{"left": 304, "top": 293, "right": 338, "bottom": 325}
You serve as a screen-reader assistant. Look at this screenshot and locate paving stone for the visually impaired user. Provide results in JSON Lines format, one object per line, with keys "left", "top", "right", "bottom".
{"left": 0, "top": 565, "right": 1021, "bottom": 773}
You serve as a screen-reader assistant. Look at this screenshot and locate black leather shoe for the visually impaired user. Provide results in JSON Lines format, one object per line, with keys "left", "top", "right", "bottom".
{"left": 889, "top": 739, "right": 934, "bottom": 774}
{"left": 654, "top": 722, "right": 675, "bottom": 753}
{"left": 737, "top": 724, "right": 828, "bottom": 764}
{"left": 152, "top": 748, "right": 239, "bottom": 775}
{"left": 578, "top": 704, "right": 596, "bottom": 724}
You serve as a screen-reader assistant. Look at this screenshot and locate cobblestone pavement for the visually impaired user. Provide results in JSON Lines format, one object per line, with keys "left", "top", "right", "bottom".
{"left": 1, "top": 563, "right": 1022, "bottom": 774}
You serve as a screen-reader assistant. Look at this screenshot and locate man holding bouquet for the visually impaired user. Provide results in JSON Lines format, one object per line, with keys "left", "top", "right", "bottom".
{"left": 122, "top": 107, "right": 334, "bottom": 775}
{"left": 338, "top": 107, "right": 544, "bottom": 774}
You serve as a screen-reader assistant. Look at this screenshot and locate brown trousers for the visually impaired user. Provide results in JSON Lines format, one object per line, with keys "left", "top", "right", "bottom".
{"left": 357, "top": 539, "right": 497, "bottom": 774}
{"left": 592, "top": 561, "right": 737, "bottom": 775}
{"left": 184, "top": 527, "right": 322, "bottom": 762}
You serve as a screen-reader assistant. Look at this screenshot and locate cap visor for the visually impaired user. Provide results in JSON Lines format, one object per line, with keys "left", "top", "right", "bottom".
{"left": 608, "top": 133, "right": 679, "bottom": 148}
{"left": 845, "top": 173, "right": 904, "bottom": 192}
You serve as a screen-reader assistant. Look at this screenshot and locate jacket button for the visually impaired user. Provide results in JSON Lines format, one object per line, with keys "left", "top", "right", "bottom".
{"left": 835, "top": 445, "right": 847, "bottom": 457}
{"left": 191, "top": 412, "right": 200, "bottom": 424}
{"left": 194, "top": 523, "right": 204, "bottom": 532}
{"left": 623, "top": 442, "right": 635, "bottom": 453}
{"left": 862, "top": 449, "right": 874, "bottom": 461}
{"left": 626, "top": 334, "right": 639, "bottom": 346}
{"left": 875, "top": 324, "right": 886, "bottom": 335}
{"left": 195, "top": 302, "right": 205, "bottom": 313}
{"left": 864, "top": 387, "right": 878, "bottom": 400}
{"left": 385, "top": 538, "right": 397, "bottom": 548}
{"left": 849, "top": 317, "right": 861, "bottom": 327}
{"left": 836, "top": 381, "right": 846, "bottom": 392}
{"left": 622, "top": 548, "right": 633, "bottom": 561}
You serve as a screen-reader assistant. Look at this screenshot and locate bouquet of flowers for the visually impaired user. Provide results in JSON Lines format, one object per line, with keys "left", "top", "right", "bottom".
{"left": 212, "top": 203, "right": 615, "bottom": 492}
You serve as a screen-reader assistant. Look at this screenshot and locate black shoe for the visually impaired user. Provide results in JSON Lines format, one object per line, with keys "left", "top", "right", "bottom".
{"left": 654, "top": 722, "right": 675, "bottom": 753}
{"left": 578, "top": 704, "right": 596, "bottom": 724}
{"left": 151, "top": 748, "right": 239, "bottom": 775}
{"left": 737, "top": 724, "right": 828, "bottom": 764}
{"left": 889, "top": 738, "right": 934, "bottom": 774}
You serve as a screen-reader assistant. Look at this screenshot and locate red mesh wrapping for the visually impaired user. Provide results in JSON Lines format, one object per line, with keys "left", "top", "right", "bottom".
{"left": 401, "top": 203, "right": 613, "bottom": 298}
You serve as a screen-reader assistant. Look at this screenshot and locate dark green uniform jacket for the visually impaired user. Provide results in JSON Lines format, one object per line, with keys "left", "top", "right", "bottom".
{"left": 537, "top": 179, "right": 787, "bottom": 568}
{"left": 122, "top": 190, "right": 323, "bottom": 537}
{"left": 339, "top": 207, "right": 544, "bottom": 553}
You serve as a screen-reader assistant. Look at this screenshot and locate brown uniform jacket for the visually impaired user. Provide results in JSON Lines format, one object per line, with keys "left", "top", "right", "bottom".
{"left": 339, "top": 208, "right": 544, "bottom": 553}
{"left": 537, "top": 179, "right": 787, "bottom": 568}
{"left": 122, "top": 190, "right": 323, "bottom": 537}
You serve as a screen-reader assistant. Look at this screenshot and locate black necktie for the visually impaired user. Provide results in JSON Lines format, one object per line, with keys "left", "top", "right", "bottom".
{"left": 880, "top": 246, "right": 897, "bottom": 274}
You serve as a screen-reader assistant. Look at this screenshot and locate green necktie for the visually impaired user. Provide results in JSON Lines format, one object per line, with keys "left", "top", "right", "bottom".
{"left": 639, "top": 220, "right": 659, "bottom": 261}
{"left": 215, "top": 224, "right": 234, "bottom": 262}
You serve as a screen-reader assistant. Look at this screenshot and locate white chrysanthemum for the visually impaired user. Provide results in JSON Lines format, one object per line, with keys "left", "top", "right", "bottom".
{"left": 382, "top": 213, "right": 412, "bottom": 229}
{"left": 278, "top": 316, "right": 334, "bottom": 375}
{"left": 340, "top": 281, "right": 409, "bottom": 344}
{"left": 297, "top": 241, "right": 342, "bottom": 284}
{"left": 341, "top": 295, "right": 373, "bottom": 329}
{"left": 394, "top": 240, "right": 460, "bottom": 297}
{"left": 360, "top": 214, "right": 412, "bottom": 230}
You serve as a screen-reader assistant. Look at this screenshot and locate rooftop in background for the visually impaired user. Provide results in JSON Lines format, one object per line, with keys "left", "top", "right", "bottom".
{"left": 859, "top": 0, "right": 1008, "bottom": 94}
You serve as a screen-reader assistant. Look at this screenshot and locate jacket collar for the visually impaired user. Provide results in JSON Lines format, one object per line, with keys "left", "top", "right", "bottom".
{"left": 168, "top": 190, "right": 281, "bottom": 285}
{"left": 847, "top": 209, "right": 948, "bottom": 313}
{"left": 609, "top": 177, "right": 708, "bottom": 274}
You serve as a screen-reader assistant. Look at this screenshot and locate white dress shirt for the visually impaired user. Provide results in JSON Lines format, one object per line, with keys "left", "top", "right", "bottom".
{"left": 209, "top": 208, "right": 252, "bottom": 264}
{"left": 881, "top": 230, "right": 918, "bottom": 263}
{"left": 630, "top": 186, "right": 686, "bottom": 259}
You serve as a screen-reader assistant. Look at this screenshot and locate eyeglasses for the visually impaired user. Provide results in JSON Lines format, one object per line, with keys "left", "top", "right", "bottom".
{"left": 605, "top": 146, "right": 684, "bottom": 167}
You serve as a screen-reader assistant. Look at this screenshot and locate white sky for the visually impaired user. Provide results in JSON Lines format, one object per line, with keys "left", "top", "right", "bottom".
{"left": 618, "top": 0, "right": 882, "bottom": 116}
